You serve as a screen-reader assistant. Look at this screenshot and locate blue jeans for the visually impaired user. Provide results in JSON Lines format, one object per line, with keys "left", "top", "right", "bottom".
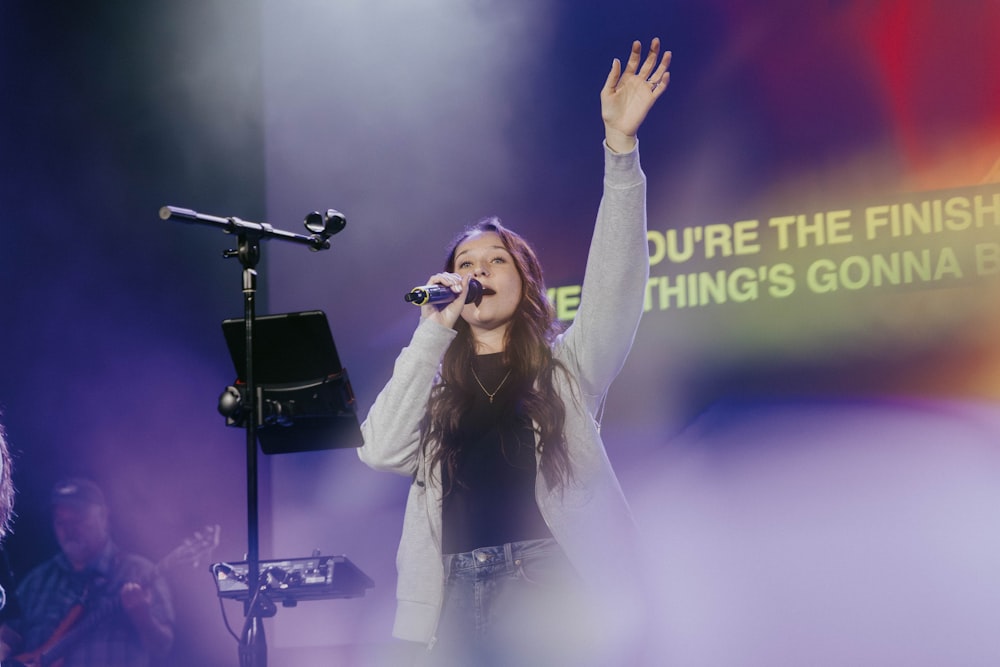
{"left": 430, "top": 538, "right": 596, "bottom": 667}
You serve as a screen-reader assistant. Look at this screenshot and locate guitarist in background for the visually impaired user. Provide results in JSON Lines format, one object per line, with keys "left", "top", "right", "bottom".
{"left": 0, "top": 478, "right": 174, "bottom": 667}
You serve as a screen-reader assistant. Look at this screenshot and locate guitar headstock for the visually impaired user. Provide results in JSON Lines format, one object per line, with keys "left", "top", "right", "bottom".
{"left": 160, "top": 524, "right": 221, "bottom": 571}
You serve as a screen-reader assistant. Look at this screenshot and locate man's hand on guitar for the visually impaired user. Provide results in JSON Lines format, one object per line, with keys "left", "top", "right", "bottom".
{"left": 119, "top": 581, "right": 153, "bottom": 619}
{"left": 119, "top": 581, "right": 173, "bottom": 657}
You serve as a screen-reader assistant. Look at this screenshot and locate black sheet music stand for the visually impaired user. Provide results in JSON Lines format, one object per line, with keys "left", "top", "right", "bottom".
{"left": 220, "top": 310, "right": 362, "bottom": 454}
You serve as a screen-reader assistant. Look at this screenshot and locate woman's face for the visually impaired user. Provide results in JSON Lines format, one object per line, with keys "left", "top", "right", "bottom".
{"left": 453, "top": 231, "right": 524, "bottom": 336}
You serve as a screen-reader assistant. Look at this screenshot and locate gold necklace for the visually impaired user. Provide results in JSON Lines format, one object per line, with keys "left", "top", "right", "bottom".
{"left": 470, "top": 366, "right": 512, "bottom": 404}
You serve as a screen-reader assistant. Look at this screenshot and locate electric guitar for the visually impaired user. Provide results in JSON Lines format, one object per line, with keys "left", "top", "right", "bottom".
{"left": 3, "top": 524, "right": 220, "bottom": 667}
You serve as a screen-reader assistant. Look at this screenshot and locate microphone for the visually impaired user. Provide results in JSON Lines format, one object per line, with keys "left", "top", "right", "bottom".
{"left": 405, "top": 279, "right": 483, "bottom": 306}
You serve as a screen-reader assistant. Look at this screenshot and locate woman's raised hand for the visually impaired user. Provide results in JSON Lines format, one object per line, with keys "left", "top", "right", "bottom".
{"left": 601, "top": 38, "right": 672, "bottom": 153}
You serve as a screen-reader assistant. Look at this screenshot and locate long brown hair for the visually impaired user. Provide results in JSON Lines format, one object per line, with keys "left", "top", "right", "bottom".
{"left": 0, "top": 415, "right": 14, "bottom": 540}
{"left": 422, "top": 217, "right": 571, "bottom": 490}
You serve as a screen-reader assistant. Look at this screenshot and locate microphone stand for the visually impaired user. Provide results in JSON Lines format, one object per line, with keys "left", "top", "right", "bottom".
{"left": 159, "top": 205, "right": 338, "bottom": 667}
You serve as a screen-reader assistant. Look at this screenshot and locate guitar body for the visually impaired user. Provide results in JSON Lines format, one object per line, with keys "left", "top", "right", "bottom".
{"left": 6, "top": 602, "right": 80, "bottom": 667}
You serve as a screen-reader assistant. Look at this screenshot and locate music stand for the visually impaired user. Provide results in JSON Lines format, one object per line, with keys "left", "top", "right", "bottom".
{"left": 220, "top": 310, "right": 362, "bottom": 453}
{"left": 159, "top": 205, "right": 356, "bottom": 667}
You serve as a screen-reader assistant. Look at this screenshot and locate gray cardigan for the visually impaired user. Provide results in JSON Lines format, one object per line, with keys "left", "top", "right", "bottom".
{"left": 358, "top": 142, "right": 650, "bottom": 645}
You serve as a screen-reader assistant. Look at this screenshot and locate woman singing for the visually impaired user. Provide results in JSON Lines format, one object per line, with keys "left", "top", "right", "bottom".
{"left": 359, "top": 38, "right": 671, "bottom": 666}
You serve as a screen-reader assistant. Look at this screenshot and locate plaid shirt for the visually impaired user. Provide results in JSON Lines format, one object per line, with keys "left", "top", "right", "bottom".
{"left": 8, "top": 541, "right": 173, "bottom": 667}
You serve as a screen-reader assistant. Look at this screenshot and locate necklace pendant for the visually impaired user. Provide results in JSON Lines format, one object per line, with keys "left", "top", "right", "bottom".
{"left": 471, "top": 366, "right": 511, "bottom": 405}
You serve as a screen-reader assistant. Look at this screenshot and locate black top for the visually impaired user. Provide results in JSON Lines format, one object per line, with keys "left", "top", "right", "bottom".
{"left": 441, "top": 353, "right": 552, "bottom": 554}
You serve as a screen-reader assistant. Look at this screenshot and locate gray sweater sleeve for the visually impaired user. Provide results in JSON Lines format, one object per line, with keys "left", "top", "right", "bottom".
{"left": 557, "top": 142, "right": 649, "bottom": 401}
{"left": 357, "top": 318, "right": 456, "bottom": 476}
